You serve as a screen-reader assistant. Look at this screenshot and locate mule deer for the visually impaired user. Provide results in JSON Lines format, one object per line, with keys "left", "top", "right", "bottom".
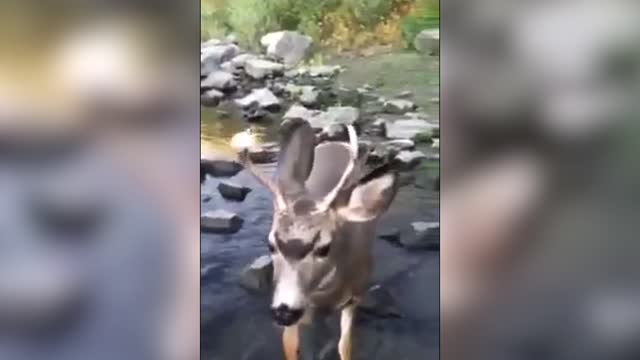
{"left": 233, "top": 122, "right": 399, "bottom": 360}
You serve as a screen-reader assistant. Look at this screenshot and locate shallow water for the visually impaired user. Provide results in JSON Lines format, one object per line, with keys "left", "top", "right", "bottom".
{"left": 201, "top": 54, "right": 440, "bottom": 359}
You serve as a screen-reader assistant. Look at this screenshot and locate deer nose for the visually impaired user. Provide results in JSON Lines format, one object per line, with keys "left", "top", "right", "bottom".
{"left": 271, "top": 304, "right": 304, "bottom": 326}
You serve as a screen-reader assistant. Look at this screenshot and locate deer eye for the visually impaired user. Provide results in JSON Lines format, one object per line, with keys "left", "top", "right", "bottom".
{"left": 268, "top": 242, "right": 276, "bottom": 254}
{"left": 314, "top": 244, "right": 331, "bottom": 258}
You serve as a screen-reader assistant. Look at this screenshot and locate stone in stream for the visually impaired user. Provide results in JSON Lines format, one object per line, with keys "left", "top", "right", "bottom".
{"left": 384, "top": 118, "right": 438, "bottom": 140}
{"left": 234, "top": 88, "right": 281, "bottom": 111}
{"left": 397, "top": 90, "right": 414, "bottom": 99}
{"left": 245, "top": 58, "right": 285, "bottom": 80}
{"left": 378, "top": 228, "right": 402, "bottom": 244}
{"left": 260, "top": 31, "right": 312, "bottom": 67}
{"left": 285, "top": 84, "right": 321, "bottom": 107}
{"left": 201, "top": 159, "right": 243, "bottom": 178}
{"left": 201, "top": 43, "right": 240, "bottom": 75}
{"left": 392, "top": 150, "right": 427, "bottom": 171}
{"left": 401, "top": 222, "right": 440, "bottom": 250}
{"left": 248, "top": 142, "right": 280, "bottom": 164}
{"left": 200, "top": 88, "right": 224, "bottom": 107}
{"left": 381, "top": 139, "right": 416, "bottom": 152}
{"left": 359, "top": 284, "right": 403, "bottom": 318}
{"left": 217, "top": 181, "right": 252, "bottom": 202}
{"left": 201, "top": 194, "right": 212, "bottom": 203}
{"left": 414, "top": 29, "right": 440, "bottom": 56}
{"left": 383, "top": 99, "right": 418, "bottom": 114}
{"left": 307, "top": 65, "right": 342, "bottom": 77}
{"left": 239, "top": 255, "right": 273, "bottom": 293}
{"left": 201, "top": 70, "right": 236, "bottom": 91}
{"left": 230, "top": 53, "right": 259, "bottom": 68}
{"left": 201, "top": 210, "right": 244, "bottom": 234}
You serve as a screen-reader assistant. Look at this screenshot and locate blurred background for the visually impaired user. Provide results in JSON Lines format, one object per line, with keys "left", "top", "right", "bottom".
{"left": 199, "top": 0, "right": 440, "bottom": 359}
{"left": 440, "top": 1, "right": 640, "bottom": 360}
{"left": 0, "top": 1, "right": 199, "bottom": 360}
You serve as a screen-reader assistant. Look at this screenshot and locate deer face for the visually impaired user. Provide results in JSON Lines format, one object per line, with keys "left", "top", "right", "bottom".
{"left": 236, "top": 121, "right": 398, "bottom": 326}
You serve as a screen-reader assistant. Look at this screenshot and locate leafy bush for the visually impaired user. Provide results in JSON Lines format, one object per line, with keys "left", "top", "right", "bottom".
{"left": 401, "top": 0, "right": 439, "bottom": 48}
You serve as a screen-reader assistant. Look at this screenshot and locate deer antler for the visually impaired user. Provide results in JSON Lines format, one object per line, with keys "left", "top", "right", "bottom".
{"left": 315, "top": 125, "right": 359, "bottom": 211}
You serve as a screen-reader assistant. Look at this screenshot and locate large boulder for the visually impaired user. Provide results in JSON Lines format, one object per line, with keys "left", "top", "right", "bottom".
{"left": 260, "top": 31, "right": 312, "bottom": 67}
{"left": 201, "top": 89, "right": 224, "bottom": 107}
{"left": 235, "top": 88, "right": 281, "bottom": 111}
{"left": 384, "top": 118, "right": 438, "bottom": 140}
{"left": 201, "top": 71, "right": 236, "bottom": 91}
{"left": 201, "top": 210, "right": 244, "bottom": 234}
{"left": 239, "top": 255, "right": 273, "bottom": 293}
{"left": 217, "top": 182, "right": 252, "bottom": 202}
{"left": 414, "top": 29, "right": 440, "bottom": 56}
{"left": 201, "top": 43, "right": 240, "bottom": 75}
{"left": 245, "top": 59, "right": 285, "bottom": 80}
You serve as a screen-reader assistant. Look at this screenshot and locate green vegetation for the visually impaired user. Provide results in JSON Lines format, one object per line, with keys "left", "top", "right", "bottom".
{"left": 201, "top": 0, "right": 439, "bottom": 51}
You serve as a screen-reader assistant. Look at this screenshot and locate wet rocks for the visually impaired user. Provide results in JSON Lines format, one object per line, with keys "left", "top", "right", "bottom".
{"left": 283, "top": 105, "right": 360, "bottom": 132}
{"left": 239, "top": 255, "right": 273, "bottom": 293}
{"left": 235, "top": 88, "right": 281, "bottom": 111}
{"left": 383, "top": 99, "right": 417, "bottom": 114}
{"left": 381, "top": 139, "right": 415, "bottom": 152}
{"left": 392, "top": 150, "right": 427, "bottom": 171}
{"left": 384, "top": 118, "right": 438, "bottom": 140}
{"left": 401, "top": 222, "right": 440, "bottom": 250}
{"left": 307, "top": 65, "right": 342, "bottom": 78}
{"left": 248, "top": 142, "right": 280, "bottom": 164}
{"left": 201, "top": 70, "right": 236, "bottom": 91}
{"left": 245, "top": 58, "right": 285, "bottom": 80}
{"left": 217, "top": 181, "right": 252, "bottom": 202}
{"left": 261, "top": 31, "right": 312, "bottom": 67}
{"left": 285, "top": 84, "right": 321, "bottom": 107}
{"left": 201, "top": 89, "right": 224, "bottom": 107}
{"left": 201, "top": 209, "right": 244, "bottom": 234}
{"left": 359, "top": 285, "right": 403, "bottom": 318}
{"left": 201, "top": 159, "right": 243, "bottom": 178}
{"left": 378, "top": 228, "right": 401, "bottom": 244}
{"left": 201, "top": 43, "right": 240, "bottom": 75}
{"left": 414, "top": 29, "right": 440, "bottom": 56}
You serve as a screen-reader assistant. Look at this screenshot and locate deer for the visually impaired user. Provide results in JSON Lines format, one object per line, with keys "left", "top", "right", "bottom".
{"left": 231, "top": 121, "right": 399, "bottom": 360}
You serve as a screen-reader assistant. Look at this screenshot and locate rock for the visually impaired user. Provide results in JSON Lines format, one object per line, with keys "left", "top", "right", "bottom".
{"left": 201, "top": 71, "right": 236, "bottom": 91}
{"left": 316, "top": 106, "right": 360, "bottom": 128}
{"left": 383, "top": 99, "right": 417, "bottom": 114}
{"left": 201, "top": 194, "right": 212, "bottom": 203}
{"left": 260, "top": 31, "right": 312, "bottom": 67}
{"left": 201, "top": 159, "right": 243, "bottom": 178}
{"left": 414, "top": 29, "right": 440, "bottom": 56}
{"left": 397, "top": 90, "right": 414, "bottom": 98}
{"left": 285, "top": 84, "right": 321, "bottom": 107}
{"left": 248, "top": 142, "right": 280, "bottom": 164}
{"left": 239, "top": 255, "right": 273, "bottom": 293}
{"left": 201, "top": 89, "right": 224, "bottom": 107}
{"left": 201, "top": 210, "right": 244, "bottom": 234}
{"left": 245, "top": 59, "right": 285, "bottom": 80}
{"left": 235, "top": 88, "right": 281, "bottom": 111}
{"left": 393, "top": 150, "right": 427, "bottom": 171}
{"left": 217, "top": 181, "right": 252, "bottom": 202}
{"left": 402, "top": 222, "right": 440, "bottom": 250}
{"left": 359, "top": 285, "right": 402, "bottom": 318}
{"left": 381, "top": 139, "right": 415, "bottom": 152}
{"left": 384, "top": 118, "right": 438, "bottom": 140}
{"left": 432, "top": 138, "right": 440, "bottom": 149}
{"left": 334, "top": 87, "right": 363, "bottom": 107}
{"left": 378, "top": 228, "right": 401, "bottom": 244}
{"left": 230, "top": 53, "right": 259, "bottom": 68}
{"left": 201, "top": 44, "right": 240, "bottom": 75}
{"left": 283, "top": 104, "right": 322, "bottom": 122}
{"left": 307, "top": 65, "right": 342, "bottom": 77}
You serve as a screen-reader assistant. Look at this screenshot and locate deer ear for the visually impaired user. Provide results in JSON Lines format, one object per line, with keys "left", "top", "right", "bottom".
{"left": 337, "top": 172, "right": 398, "bottom": 222}
{"left": 277, "top": 120, "right": 316, "bottom": 195}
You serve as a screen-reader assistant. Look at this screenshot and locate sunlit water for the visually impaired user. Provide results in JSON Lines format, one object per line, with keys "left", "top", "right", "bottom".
{"left": 201, "top": 91, "right": 440, "bottom": 359}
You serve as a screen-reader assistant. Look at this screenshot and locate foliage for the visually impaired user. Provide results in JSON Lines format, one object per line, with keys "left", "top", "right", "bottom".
{"left": 401, "top": 0, "right": 439, "bottom": 48}
{"left": 201, "top": 0, "right": 438, "bottom": 51}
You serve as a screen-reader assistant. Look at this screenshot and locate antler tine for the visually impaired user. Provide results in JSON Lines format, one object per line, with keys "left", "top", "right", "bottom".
{"left": 238, "top": 149, "right": 287, "bottom": 210}
{"left": 316, "top": 125, "right": 359, "bottom": 211}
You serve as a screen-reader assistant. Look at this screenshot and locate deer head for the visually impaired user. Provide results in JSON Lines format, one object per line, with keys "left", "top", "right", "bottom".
{"left": 237, "top": 121, "right": 398, "bottom": 326}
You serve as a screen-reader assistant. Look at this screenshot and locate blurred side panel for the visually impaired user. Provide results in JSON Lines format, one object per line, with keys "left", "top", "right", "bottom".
{"left": 0, "top": 1, "right": 200, "bottom": 360}
{"left": 441, "top": 1, "right": 640, "bottom": 360}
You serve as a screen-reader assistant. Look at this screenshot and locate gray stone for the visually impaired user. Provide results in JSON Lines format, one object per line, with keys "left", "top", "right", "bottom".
{"left": 235, "top": 88, "right": 281, "bottom": 111}
{"left": 335, "top": 87, "right": 363, "bottom": 107}
{"left": 378, "top": 228, "right": 401, "bottom": 244}
{"left": 381, "top": 139, "right": 415, "bottom": 152}
{"left": 201, "top": 88, "right": 224, "bottom": 107}
{"left": 201, "top": 71, "right": 236, "bottom": 91}
{"left": 201, "top": 210, "right": 244, "bottom": 234}
{"left": 217, "top": 181, "right": 252, "bottom": 202}
{"left": 393, "top": 150, "right": 427, "bottom": 171}
{"left": 201, "top": 44, "right": 240, "bottom": 75}
{"left": 261, "top": 31, "right": 312, "bottom": 67}
{"left": 283, "top": 104, "right": 322, "bottom": 122}
{"left": 384, "top": 118, "right": 438, "bottom": 140}
{"left": 201, "top": 194, "right": 212, "bottom": 203}
{"left": 248, "top": 142, "right": 280, "bottom": 164}
{"left": 414, "top": 29, "right": 440, "bottom": 56}
{"left": 285, "top": 84, "right": 320, "bottom": 107}
{"left": 402, "top": 222, "right": 440, "bottom": 250}
{"left": 383, "top": 99, "right": 417, "bottom": 114}
{"left": 201, "top": 159, "right": 243, "bottom": 178}
{"left": 359, "top": 284, "right": 403, "bottom": 318}
{"left": 307, "top": 65, "right": 342, "bottom": 77}
{"left": 230, "top": 53, "right": 259, "bottom": 68}
{"left": 397, "top": 90, "right": 414, "bottom": 98}
{"left": 239, "top": 255, "right": 273, "bottom": 293}
{"left": 245, "top": 59, "right": 285, "bottom": 80}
